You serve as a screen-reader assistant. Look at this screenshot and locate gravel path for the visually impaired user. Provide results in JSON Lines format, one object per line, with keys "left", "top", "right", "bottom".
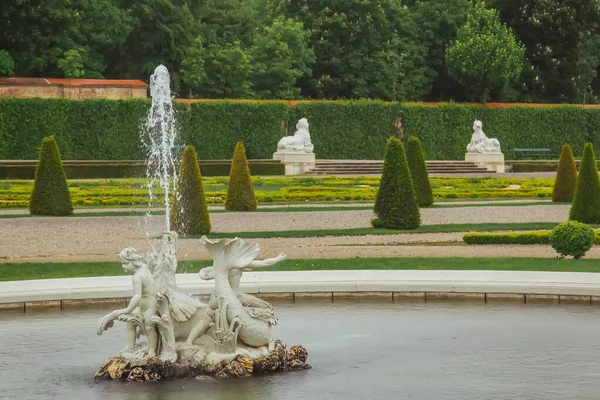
{"left": 0, "top": 204, "right": 578, "bottom": 263}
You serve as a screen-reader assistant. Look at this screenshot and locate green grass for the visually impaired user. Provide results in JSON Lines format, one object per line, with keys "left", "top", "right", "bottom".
{"left": 198, "top": 223, "right": 569, "bottom": 239}
{"left": 2, "top": 257, "right": 599, "bottom": 282}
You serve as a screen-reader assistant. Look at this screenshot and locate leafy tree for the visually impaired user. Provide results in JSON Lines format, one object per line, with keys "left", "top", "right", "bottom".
{"left": 569, "top": 143, "right": 600, "bottom": 224}
{"left": 171, "top": 145, "right": 211, "bottom": 235}
{"left": 273, "top": 0, "right": 428, "bottom": 100}
{"left": 406, "top": 136, "right": 434, "bottom": 206}
{"left": 104, "top": 0, "right": 197, "bottom": 91}
{"left": 29, "top": 135, "right": 73, "bottom": 216}
{"left": 180, "top": 36, "right": 206, "bottom": 97}
{"left": 250, "top": 17, "right": 315, "bottom": 99}
{"left": 0, "top": 0, "right": 132, "bottom": 77}
{"left": 446, "top": 0, "right": 525, "bottom": 104}
{"left": 552, "top": 144, "right": 578, "bottom": 203}
{"left": 408, "top": 0, "right": 469, "bottom": 101}
{"left": 198, "top": 41, "right": 253, "bottom": 98}
{"left": 372, "top": 137, "right": 421, "bottom": 229}
{"left": 0, "top": 49, "right": 14, "bottom": 76}
{"left": 489, "top": 0, "right": 600, "bottom": 103}
{"left": 225, "top": 142, "right": 257, "bottom": 211}
{"left": 58, "top": 49, "right": 85, "bottom": 78}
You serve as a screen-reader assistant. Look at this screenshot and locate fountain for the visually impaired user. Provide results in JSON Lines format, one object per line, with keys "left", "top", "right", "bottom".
{"left": 94, "top": 66, "right": 310, "bottom": 382}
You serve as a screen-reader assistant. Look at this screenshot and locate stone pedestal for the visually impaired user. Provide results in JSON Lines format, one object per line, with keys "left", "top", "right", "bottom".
{"left": 465, "top": 152, "right": 505, "bottom": 173}
{"left": 272, "top": 151, "right": 316, "bottom": 175}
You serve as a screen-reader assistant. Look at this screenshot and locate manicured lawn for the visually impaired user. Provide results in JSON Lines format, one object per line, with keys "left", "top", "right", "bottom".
{"left": 1, "top": 257, "right": 598, "bottom": 282}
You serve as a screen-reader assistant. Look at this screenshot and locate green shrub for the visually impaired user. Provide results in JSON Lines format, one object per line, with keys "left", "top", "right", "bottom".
{"left": 171, "top": 146, "right": 211, "bottom": 235}
{"left": 29, "top": 135, "right": 73, "bottom": 215}
{"left": 549, "top": 221, "right": 596, "bottom": 259}
{"left": 569, "top": 143, "right": 600, "bottom": 223}
{"left": 552, "top": 144, "right": 578, "bottom": 202}
{"left": 225, "top": 142, "right": 257, "bottom": 211}
{"left": 406, "top": 136, "right": 434, "bottom": 206}
{"left": 372, "top": 137, "right": 420, "bottom": 229}
{"left": 510, "top": 163, "right": 557, "bottom": 173}
{"left": 464, "top": 232, "right": 550, "bottom": 245}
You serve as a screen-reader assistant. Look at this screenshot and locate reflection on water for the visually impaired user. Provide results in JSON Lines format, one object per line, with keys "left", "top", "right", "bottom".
{"left": 2, "top": 300, "right": 600, "bottom": 400}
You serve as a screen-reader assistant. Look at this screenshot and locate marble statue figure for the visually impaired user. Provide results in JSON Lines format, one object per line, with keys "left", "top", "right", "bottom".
{"left": 277, "top": 118, "right": 314, "bottom": 153}
{"left": 97, "top": 247, "right": 159, "bottom": 358}
{"left": 467, "top": 120, "right": 501, "bottom": 153}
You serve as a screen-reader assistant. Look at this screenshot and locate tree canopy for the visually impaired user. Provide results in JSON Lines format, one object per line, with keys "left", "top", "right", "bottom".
{"left": 1, "top": 0, "right": 600, "bottom": 103}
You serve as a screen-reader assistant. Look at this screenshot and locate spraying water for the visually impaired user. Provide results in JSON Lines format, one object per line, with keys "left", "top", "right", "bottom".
{"left": 142, "top": 65, "right": 179, "bottom": 236}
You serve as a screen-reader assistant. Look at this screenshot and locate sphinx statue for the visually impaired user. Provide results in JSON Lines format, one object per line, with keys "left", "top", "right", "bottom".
{"left": 277, "top": 118, "right": 314, "bottom": 153}
{"left": 467, "top": 120, "right": 501, "bottom": 153}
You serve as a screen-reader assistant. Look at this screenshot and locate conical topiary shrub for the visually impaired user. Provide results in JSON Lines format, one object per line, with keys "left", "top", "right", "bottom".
{"left": 406, "top": 136, "right": 434, "bottom": 207}
{"left": 171, "top": 146, "right": 211, "bottom": 235}
{"left": 29, "top": 135, "right": 73, "bottom": 215}
{"left": 372, "top": 137, "right": 421, "bottom": 229}
{"left": 569, "top": 143, "right": 600, "bottom": 223}
{"left": 552, "top": 144, "right": 578, "bottom": 202}
{"left": 225, "top": 142, "right": 257, "bottom": 211}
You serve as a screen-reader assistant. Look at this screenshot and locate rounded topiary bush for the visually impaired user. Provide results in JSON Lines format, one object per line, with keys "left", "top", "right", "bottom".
{"left": 569, "top": 143, "right": 600, "bottom": 223}
{"left": 171, "top": 145, "right": 211, "bottom": 235}
{"left": 225, "top": 142, "right": 257, "bottom": 211}
{"left": 552, "top": 144, "right": 577, "bottom": 202}
{"left": 549, "top": 221, "right": 596, "bottom": 259}
{"left": 406, "top": 136, "right": 434, "bottom": 206}
{"left": 372, "top": 136, "right": 421, "bottom": 229}
{"left": 29, "top": 135, "right": 73, "bottom": 215}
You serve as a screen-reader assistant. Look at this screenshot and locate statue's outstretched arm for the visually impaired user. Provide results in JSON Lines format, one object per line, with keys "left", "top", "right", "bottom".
{"left": 247, "top": 253, "right": 286, "bottom": 269}
{"left": 97, "top": 274, "right": 143, "bottom": 335}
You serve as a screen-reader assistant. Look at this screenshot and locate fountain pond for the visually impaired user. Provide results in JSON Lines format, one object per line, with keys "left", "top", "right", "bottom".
{"left": 2, "top": 300, "right": 600, "bottom": 399}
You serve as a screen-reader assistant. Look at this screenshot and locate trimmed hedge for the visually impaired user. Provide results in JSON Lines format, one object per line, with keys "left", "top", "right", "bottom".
{"left": 287, "top": 100, "right": 401, "bottom": 159}
{"left": 464, "top": 232, "right": 551, "bottom": 245}
{"left": 3, "top": 98, "right": 600, "bottom": 161}
{"left": 171, "top": 146, "right": 211, "bottom": 235}
{"left": 569, "top": 143, "right": 600, "bottom": 224}
{"left": 225, "top": 142, "right": 257, "bottom": 211}
{"left": 406, "top": 136, "right": 433, "bottom": 206}
{"left": 552, "top": 144, "right": 578, "bottom": 202}
{"left": 29, "top": 135, "right": 73, "bottom": 215}
{"left": 0, "top": 161, "right": 284, "bottom": 179}
{"left": 464, "top": 230, "right": 600, "bottom": 245}
{"left": 372, "top": 137, "right": 420, "bottom": 229}
{"left": 510, "top": 163, "right": 558, "bottom": 172}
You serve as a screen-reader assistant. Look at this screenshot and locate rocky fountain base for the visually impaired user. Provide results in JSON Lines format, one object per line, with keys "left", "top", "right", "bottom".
{"left": 95, "top": 340, "right": 310, "bottom": 382}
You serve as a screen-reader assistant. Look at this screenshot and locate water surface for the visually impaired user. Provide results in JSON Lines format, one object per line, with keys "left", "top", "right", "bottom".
{"left": 1, "top": 300, "right": 600, "bottom": 400}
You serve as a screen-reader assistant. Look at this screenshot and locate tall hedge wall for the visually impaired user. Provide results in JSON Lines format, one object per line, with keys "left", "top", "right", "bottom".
{"left": 2, "top": 98, "right": 600, "bottom": 161}
{"left": 287, "top": 100, "right": 401, "bottom": 159}
{"left": 184, "top": 101, "right": 289, "bottom": 160}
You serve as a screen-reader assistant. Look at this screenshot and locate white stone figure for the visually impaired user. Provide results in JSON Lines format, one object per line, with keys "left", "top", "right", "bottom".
{"left": 148, "top": 232, "right": 204, "bottom": 322}
{"left": 194, "top": 236, "right": 286, "bottom": 348}
{"left": 97, "top": 248, "right": 159, "bottom": 358}
{"left": 277, "top": 118, "right": 314, "bottom": 153}
{"left": 466, "top": 120, "right": 501, "bottom": 153}
{"left": 186, "top": 253, "right": 285, "bottom": 345}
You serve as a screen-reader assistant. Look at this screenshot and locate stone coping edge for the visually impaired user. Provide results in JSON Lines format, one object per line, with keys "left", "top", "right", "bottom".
{"left": 2, "top": 270, "right": 600, "bottom": 311}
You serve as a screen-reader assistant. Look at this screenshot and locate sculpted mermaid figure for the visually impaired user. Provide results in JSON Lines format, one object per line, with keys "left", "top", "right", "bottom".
{"left": 186, "top": 237, "right": 286, "bottom": 348}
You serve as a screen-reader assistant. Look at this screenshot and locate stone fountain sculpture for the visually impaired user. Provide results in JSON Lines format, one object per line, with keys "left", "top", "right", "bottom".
{"left": 95, "top": 234, "right": 310, "bottom": 382}
{"left": 464, "top": 120, "right": 505, "bottom": 173}
{"left": 94, "top": 65, "right": 310, "bottom": 382}
{"left": 273, "top": 117, "right": 316, "bottom": 175}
